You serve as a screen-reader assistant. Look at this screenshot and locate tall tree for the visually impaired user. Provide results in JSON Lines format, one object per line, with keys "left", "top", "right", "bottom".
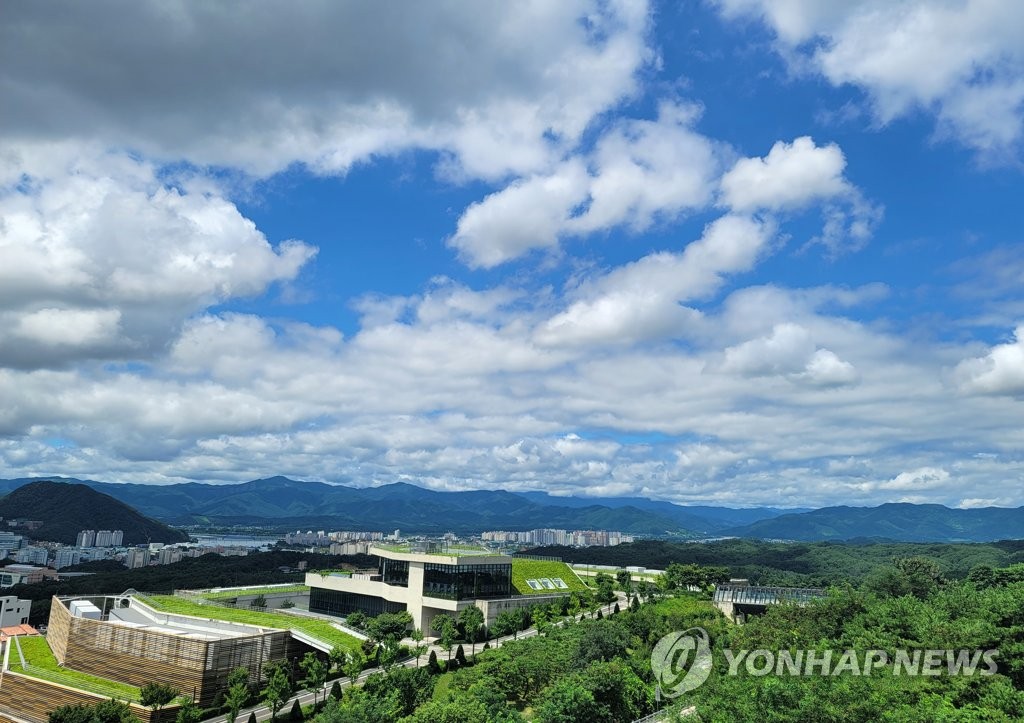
{"left": 224, "top": 667, "right": 250, "bottom": 723}
{"left": 262, "top": 661, "right": 291, "bottom": 721}
{"left": 459, "top": 604, "right": 485, "bottom": 656}
{"left": 344, "top": 648, "right": 366, "bottom": 688}
{"left": 299, "top": 652, "right": 328, "bottom": 706}
{"left": 432, "top": 613, "right": 458, "bottom": 663}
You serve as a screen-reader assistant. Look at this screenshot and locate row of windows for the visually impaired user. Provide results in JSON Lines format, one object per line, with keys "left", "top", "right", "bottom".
{"left": 380, "top": 557, "right": 409, "bottom": 587}
{"left": 309, "top": 587, "right": 407, "bottom": 619}
{"left": 421, "top": 563, "right": 511, "bottom": 600}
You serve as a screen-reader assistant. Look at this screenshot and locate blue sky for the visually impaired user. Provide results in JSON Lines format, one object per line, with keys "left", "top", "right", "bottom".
{"left": 1, "top": 1, "right": 1022, "bottom": 508}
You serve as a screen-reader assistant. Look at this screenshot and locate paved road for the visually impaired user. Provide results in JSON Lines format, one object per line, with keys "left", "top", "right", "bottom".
{"left": 228, "top": 593, "right": 628, "bottom": 722}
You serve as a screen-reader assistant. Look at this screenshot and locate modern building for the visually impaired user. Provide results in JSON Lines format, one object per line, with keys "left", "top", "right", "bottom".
{"left": 45, "top": 594, "right": 309, "bottom": 707}
{"left": 306, "top": 545, "right": 571, "bottom": 633}
{"left": 0, "top": 596, "right": 31, "bottom": 627}
{"left": 76, "top": 530, "right": 96, "bottom": 547}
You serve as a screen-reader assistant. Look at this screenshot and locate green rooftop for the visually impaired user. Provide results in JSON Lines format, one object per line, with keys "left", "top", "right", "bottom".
{"left": 142, "top": 594, "right": 361, "bottom": 652}
{"left": 511, "top": 559, "right": 589, "bottom": 595}
{"left": 198, "top": 584, "right": 309, "bottom": 601}
{"left": 14, "top": 635, "right": 144, "bottom": 703}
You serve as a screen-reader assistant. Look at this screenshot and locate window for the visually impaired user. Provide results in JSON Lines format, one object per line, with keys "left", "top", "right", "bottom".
{"left": 422, "top": 563, "right": 511, "bottom": 600}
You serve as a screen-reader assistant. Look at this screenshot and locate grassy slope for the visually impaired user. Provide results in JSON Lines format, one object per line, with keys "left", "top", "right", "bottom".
{"left": 15, "top": 635, "right": 142, "bottom": 702}
{"left": 144, "top": 595, "right": 360, "bottom": 652}
{"left": 510, "top": 559, "right": 589, "bottom": 595}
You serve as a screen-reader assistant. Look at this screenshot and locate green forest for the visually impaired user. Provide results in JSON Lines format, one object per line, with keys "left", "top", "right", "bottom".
{"left": 532, "top": 538, "right": 1024, "bottom": 586}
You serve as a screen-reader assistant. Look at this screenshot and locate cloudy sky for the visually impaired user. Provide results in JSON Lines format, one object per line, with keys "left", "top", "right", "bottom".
{"left": 1, "top": 1, "right": 1023, "bottom": 508}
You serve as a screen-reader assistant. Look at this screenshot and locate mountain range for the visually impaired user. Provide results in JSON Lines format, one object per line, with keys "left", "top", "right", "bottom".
{"left": 0, "top": 476, "right": 795, "bottom": 536}
{"left": 722, "top": 503, "right": 1024, "bottom": 542}
{"left": 0, "top": 477, "right": 1022, "bottom": 542}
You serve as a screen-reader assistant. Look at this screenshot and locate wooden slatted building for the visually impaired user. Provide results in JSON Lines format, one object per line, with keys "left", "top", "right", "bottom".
{"left": 46, "top": 595, "right": 303, "bottom": 707}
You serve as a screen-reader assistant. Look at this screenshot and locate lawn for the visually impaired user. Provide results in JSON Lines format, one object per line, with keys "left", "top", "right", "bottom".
{"left": 199, "top": 584, "right": 309, "bottom": 600}
{"left": 142, "top": 595, "right": 361, "bottom": 652}
{"left": 15, "top": 635, "right": 143, "bottom": 702}
{"left": 510, "top": 559, "right": 589, "bottom": 595}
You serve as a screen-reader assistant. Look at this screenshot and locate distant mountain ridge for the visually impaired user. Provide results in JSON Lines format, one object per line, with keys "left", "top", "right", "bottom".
{"left": 724, "top": 503, "right": 1024, "bottom": 542}
{"left": 6, "top": 477, "right": 1017, "bottom": 542}
{"left": 0, "top": 480, "right": 189, "bottom": 545}
{"left": 0, "top": 476, "right": 796, "bottom": 536}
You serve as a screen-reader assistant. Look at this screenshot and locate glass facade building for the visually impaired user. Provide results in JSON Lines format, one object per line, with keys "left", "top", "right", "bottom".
{"left": 309, "top": 587, "right": 407, "bottom": 618}
{"left": 421, "top": 562, "right": 511, "bottom": 600}
{"left": 380, "top": 557, "right": 409, "bottom": 587}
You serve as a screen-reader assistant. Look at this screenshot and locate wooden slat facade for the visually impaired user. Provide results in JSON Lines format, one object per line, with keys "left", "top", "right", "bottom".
{"left": 47, "top": 597, "right": 292, "bottom": 707}
{"left": 0, "top": 672, "right": 174, "bottom": 723}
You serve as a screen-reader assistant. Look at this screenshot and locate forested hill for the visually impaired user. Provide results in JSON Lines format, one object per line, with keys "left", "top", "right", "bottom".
{"left": 526, "top": 538, "right": 1024, "bottom": 587}
{"left": 0, "top": 480, "right": 189, "bottom": 544}
{"left": 721, "top": 502, "right": 1024, "bottom": 542}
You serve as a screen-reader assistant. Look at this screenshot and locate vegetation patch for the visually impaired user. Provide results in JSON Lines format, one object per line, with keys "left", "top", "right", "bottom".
{"left": 142, "top": 595, "right": 360, "bottom": 652}
{"left": 15, "top": 635, "right": 142, "bottom": 702}
{"left": 199, "top": 584, "right": 309, "bottom": 600}
{"left": 510, "top": 559, "right": 589, "bottom": 595}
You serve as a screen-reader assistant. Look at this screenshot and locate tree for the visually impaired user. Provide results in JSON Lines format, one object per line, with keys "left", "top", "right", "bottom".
{"left": 329, "top": 680, "right": 342, "bottom": 700}
{"left": 459, "top": 604, "right": 485, "bottom": 655}
{"left": 299, "top": 652, "right": 328, "bottom": 706}
{"left": 247, "top": 714, "right": 257, "bottom": 723}
{"left": 328, "top": 645, "right": 346, "bottom": 674}
{"left": 175, "top": 700, "right": 203, "bottom": 723}
{"left": 427, "top": 649, "right": 441, "bottom": 674}
{"left": 454, "top": 644, "right": 467, "bottom": 667}
{"left": 615, "top": 569, "right": 633, "bottom": 594}
{"left": 141, "top": 682, "right": 180, "bottom": 716}
{"left": 594, "top": 573, "right": 616, "bottom": 604}
{"left": 93, "top": 700, "right": 141, "bottom": 723}
{"left": 48, "top": 704, "right": 94, "bottom": 723}
{"left": 249, "top": 593, "right": 267, "bottom": 609}
{"left": 345, "top": 610, "right": 366, "bottom": 629}
{"left": 224, "top": 666, "right": 251, "bottom": 723}
{"left": 366, "top": 610, "right": 412, "bottom": 671}
{"left": 432, "top": 613, "right": 458, "bottom": 662}
{"left": 344, "top": 648, "right": 366, "bottom": 687}
{"left": 491, "top": 609, "right": 519, "bottom": 640}
{"left": 263, "top": 661, "right": 292, "bottom": 721}
{"left": 289, "top": 698, "right": 303, "bottom": 721}
{"left": 410, "top": 627, "right": 427, "bottom": 665}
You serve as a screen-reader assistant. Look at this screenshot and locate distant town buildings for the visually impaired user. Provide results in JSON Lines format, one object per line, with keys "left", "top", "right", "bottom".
{"left": 75, "top": 529, "right": 124, "bottom": 547}
{"left": 14, "top": 546, "right": 48, "bottom": 565}
{"left": 481, "top": 528, "right": 634, "bottom": 547}
{"left": 284, "top": 529, "right": 386, "bottom": 546}
{"left": 0, "top": 531, "right": 26, "bottom": 555}
{"left": 54, "top": 547, "right": 83, "bottom": 569}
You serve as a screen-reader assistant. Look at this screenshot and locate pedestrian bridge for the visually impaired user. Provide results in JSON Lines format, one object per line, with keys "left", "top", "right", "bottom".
{"left": 713, "top": 584, "right": 826, "bottom": 621}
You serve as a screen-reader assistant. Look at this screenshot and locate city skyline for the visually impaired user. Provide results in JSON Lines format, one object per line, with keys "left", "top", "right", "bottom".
{"left": 1, "top": 2, "right": 1023, "bottom": 508}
